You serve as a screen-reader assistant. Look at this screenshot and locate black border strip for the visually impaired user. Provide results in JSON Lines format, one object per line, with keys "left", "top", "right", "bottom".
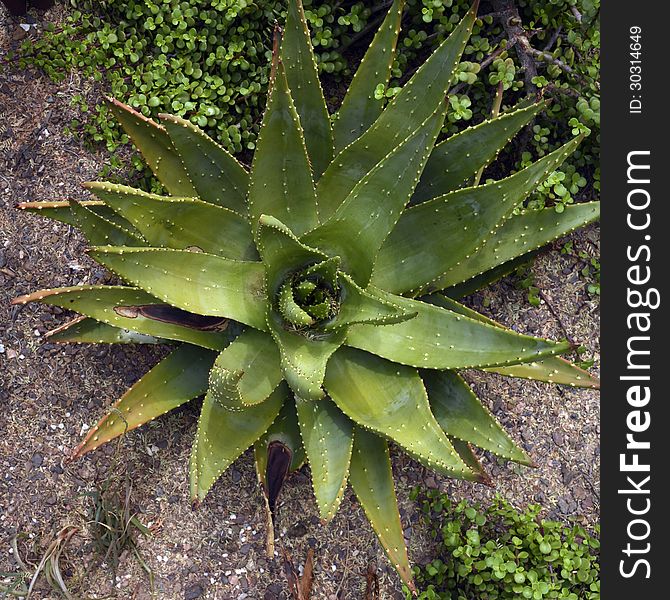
{"left": 602, "top": 2, "right": 669, "bottom": 597}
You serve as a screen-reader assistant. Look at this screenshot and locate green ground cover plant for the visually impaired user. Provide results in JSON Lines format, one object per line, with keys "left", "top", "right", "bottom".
{"left": 12, "top": 0, "right": 599, "bottom": 209}
{"left": 408, "top": 490, "right": 600, "bottom": 599}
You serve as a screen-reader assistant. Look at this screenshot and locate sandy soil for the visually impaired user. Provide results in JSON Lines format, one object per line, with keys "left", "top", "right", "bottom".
{"left": 1, "top": 4, "right": 599, "bottom": 599}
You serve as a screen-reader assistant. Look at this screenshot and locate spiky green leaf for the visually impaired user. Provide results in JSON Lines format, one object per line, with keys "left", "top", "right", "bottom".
{"left": 325, "top": 347, "right": 474, "bottom": 479}
{"left": 20, "top": 200, "right": 144, "bottom": 246}
{"left": 209, "top": 328, "right": 283, "bottom": 409}
{"left": 256, "top": 214, "right": 330, "bottom": 296}
{"left": 69, "top": 200, "right": 145, "bottom": 246}
{"left": 316, "top": 2, "right": 477, "bottom": 219}
{"left": 346, "top": 288, "right": 570, "bottom": 369}
{"left": 45, "top": 316, "right": 161, "bottom": 345}
{"left": 281, "top": 0, "right": 334, "bottom": 180}
{"left": 249, "top": 61, "right": 319, "bottom": 236}
{"left": 427, "top": 293, "right": 600, "bottom": 388}
{"left": 296, "top": 397, "right": 353, "bottom": 521}
{"left": 332, "top": 0, "right": 405, "bottom": 152}
{"left": 324, "top": 272, "right": 415, "bottom": 330}
{"left": 278, "top": 280, "right": 316, "bottom": 326}
{"left": 489, "top": 359, "right": 600, "bottom": 388}
{"left": 20, "top": 199, "right": 104, "bottom": 226}
{"left": 269, "top": 321, "right": 346, "bottom": 401}
{"left": 434, "top": 202, "right": 600, "bottom": 293}
{"left": 207, "top": 364, "right": 245, "bottom": 411}
{"left": 449, "top": 437, "right": 490, "bottom": 485}
{"left": 349, "top": 426, "right": 415, "bottom": 593}
{"left": 412, "top": 102, "right": 544, "bottom": 203}
{"left": 190, "top": 383, "right": 284, "bottom": 501}
{"left": 423, "top": 369, "right": 531, "bottom": 464}
{"left": 13, "top": 286, "right": 233, "bottom": 350}
{"left": 303, "top": 256, "right": 339, "bottom": 288}
{"left": 160, "top": 113, "right": 249, "bottom": 214}
{"left": 84, "top": 182, "right": 256, "bottom": 260}
{"left": 72, "top": 345, "right": 215, "bottom": 458}
{"left": 107, "top": 98, "right": 197, "bottom": 196}
{"left": 372, "top": 137, "right": 583, "bottom": 295}
{"left": 88, "top": 247, "right": 267, "bottom": 330}
{"left": 303, "top": 106, "right": 446, "bottom": 285}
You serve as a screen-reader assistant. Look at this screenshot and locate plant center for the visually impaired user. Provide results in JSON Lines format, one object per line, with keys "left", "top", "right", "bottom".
{"left": 277, "top": 271, "right": 340, "bottom": 328}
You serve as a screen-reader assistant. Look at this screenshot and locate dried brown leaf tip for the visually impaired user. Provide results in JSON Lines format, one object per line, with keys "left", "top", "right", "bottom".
{"left": 365, "top": 561, "right": 380, "bottom": 600}
{"left": 283, "top": 548, "right": 314, "bottom": 600}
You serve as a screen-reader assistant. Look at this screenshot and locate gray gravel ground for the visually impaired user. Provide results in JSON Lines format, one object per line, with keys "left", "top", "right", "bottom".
{"left": 1, "top": 5, "right": 599, "bottom": 599}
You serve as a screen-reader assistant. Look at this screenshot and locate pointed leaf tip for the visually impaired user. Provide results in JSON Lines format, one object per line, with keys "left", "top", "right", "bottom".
{"left": 72, "top": 345, "right": 215, "bottom": 459}
{"left": 296, "top": 397, "right": 353, "bottom": 521}
{"left": 157, "top": 114, "right": 250, "bottom": 214}
{"left": 333, "top": 0, "right": 406, "bottom": 152}
{"left": 349, "top": 427, "right": 415, "bottom": 592}
{"left": 248, "top": 62, "right": 319, "bottom": 236}
{"left": 281, "top": 0, "right": 334, "bottom": 180}
{"left": 190, "top": 384, "right": 285, "bottom": 501}
{"left": 16, "top": 285, "right": 234, "bottom": 351}
{"left": 326, "top": 347, "right": 473, "bottom": 479}
{"left": 425, "top": 370, "right": 532, "bottom": 466}
{"left": 317, "top": 3, "right": 476, "bottom": 219}
{"left": 107, "top": 97, "right": 197, "bottom": 197}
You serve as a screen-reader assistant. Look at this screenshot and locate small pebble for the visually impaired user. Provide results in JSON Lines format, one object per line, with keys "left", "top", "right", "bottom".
{"left": 288, "top": 522, "right": 307, "bottom": 538}
{"left": 184, "top": 584, "right": 204, "bottom": 600}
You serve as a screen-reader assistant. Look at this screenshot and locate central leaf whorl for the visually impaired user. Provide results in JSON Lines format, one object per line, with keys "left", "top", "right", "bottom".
{"left": 277, "top": 268, "right": 340, "bottom": 327}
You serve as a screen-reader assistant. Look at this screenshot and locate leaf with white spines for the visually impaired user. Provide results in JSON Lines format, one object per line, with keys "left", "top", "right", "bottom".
{"left": 45, "top": 316, "right": 161, "bottom": 345}
{"left": 325, "top": 347, "right": 478, "bottom": 480}
{"left": 160, "top": 113, "right": 249, "bottom": 214}
{"left": 12, "top": 285, "right": 234, "bottom": 350}
{"left": 412, "top": 101, "right": 544, "bottom": 203}
{"left": 295, "top": 397, "right": 353, "bottom": 521}
{"left": 348, "top": 426, "right": 416, "bottom": 593}
{"left": 73, "top": 345, "right": 216, "bottom": 458}
{"left": 85, "top": 182, "right": 256, "bottom": 260}
{"left": 426, "top": 293, "right": 600, "bottom": 389}
{"left": 332, "top": 0, "right": 405, "bottom": 152}
{"left": 281, "top": 0, "right": 334, "bottom": 180}
{"left": 346, "top": 287, "right": 571, "bottom": 370}
{"left": 88, "top": 247, "right": 268, "bottom": 331}
{"left": 209, "top": 328, "right": 283, "bottom": 408}
{"left": 107, "top": 97, "right": 197, "bottom": 196}
{"left": 372, "top": 137, "right": 584, "bottom": 295}
{"left": 303, "top": 104, "right": 447, "bottom": 286}
{"left": 249, "top": 58, "right": 319, "bottom": 236}
{"left": 316, "top": 1, "right": 478, "bottom": 219}
{"left": 434, "top": 202, "right": 600, "bottom": 294}
{"left": 424, "top": 369, "right": 531, "bottom": 464}
{"left": 190, "top": 384, "right": 284, "bottom": 501}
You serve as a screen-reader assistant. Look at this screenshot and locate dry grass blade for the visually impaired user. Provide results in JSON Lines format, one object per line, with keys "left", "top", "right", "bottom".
{"left": 300, "top": 548, "right": 314, "bottom": 599}
{"left": 3, "top": 525, "right": 81, "bottom": 600}
{"left": 0, "top": 535, "right": 31, "bottom": 596}
{"left": 282, "top": 548, "right": 315, "bottom": 600}
{"left": 364, "top": 561, "right": 380, "bottom": 600}
{"left": 85, "top": 439, "right": 155, "bottom": 596}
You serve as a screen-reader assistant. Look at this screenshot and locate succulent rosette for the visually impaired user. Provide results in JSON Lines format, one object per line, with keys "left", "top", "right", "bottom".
{"left": 15, "top": 0, "right": 599, "bottom": 590}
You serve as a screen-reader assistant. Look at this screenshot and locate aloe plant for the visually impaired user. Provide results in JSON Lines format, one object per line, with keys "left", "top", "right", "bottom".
{"left": 14, "top": 0, "right": 600, "bottom": 591}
